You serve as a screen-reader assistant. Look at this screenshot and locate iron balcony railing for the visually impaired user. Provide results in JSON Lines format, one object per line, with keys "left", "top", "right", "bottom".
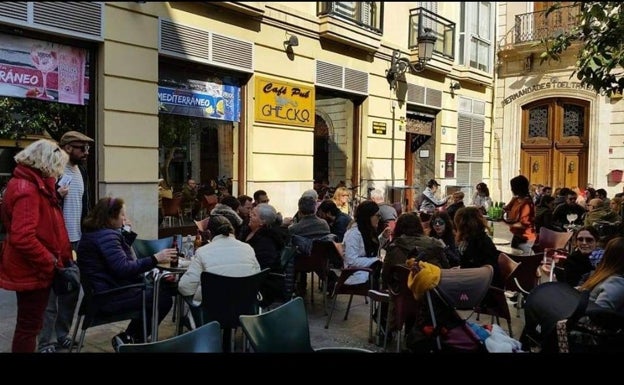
{"left": 317, "top": 2, "right": 383, "bottom": 33}
{"left": 408, "top": 7, "right": 455, "bottom": 60}
{"left": 514, "top": 4, "right": 580, "bottom": 44}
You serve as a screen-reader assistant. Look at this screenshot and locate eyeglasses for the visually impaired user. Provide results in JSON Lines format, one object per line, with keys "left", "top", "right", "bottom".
{"left": 577, "top": 237, "right": 595, "bottom": 243}
{"left": 71, "top": 144, "right": 90, "bottom": 152}
{"left": 432, "top": 220, "right": 445, "bottom": 226}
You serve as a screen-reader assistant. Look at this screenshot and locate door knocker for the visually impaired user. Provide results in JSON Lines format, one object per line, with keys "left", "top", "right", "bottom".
{"left": 568, "top": 161, "right": 575, "bottom": 173}
{"left": 532, "top": 161, "right": 539, "bottom": 173}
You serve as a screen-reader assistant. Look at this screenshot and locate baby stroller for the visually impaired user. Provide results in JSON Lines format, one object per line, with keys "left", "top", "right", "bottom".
{"left": 521, "top": 281, "right": 624, "bottom": 352}
{"left": 405, "top": 264, "right": 493, "bottom": 353}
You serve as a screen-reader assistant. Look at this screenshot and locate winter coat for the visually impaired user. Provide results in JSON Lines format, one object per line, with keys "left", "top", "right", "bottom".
{"left": 382, "top": 235, "right": 447, "bottom": 291}
{"left": 178, "top": 234, "right": 260, "bottom": 306}
{"left": 458, "top": 231, "right": 502, "bottom": 288}
{"left": 245, "top": 226, "right": 285, "bottom": 271}
{"left": 211, "top": 203, "right": 243, "bottom": 229}
{"left": 0, "top": 164, "right": 72, "bottom": 291}
{"left": 77, "top": 228, "right": 156, "bottom": 294}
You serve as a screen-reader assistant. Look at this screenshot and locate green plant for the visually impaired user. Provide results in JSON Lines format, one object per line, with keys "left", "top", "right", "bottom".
{"left": 540, "top": 2, "right": 624, "bottom": 97}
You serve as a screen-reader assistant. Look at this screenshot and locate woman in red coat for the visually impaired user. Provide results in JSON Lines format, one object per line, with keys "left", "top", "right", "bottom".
{"left": 0, "top": 139, "right": 72, "bottom": 352}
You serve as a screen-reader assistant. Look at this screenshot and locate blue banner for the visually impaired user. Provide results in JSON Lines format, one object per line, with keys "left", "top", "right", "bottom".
{"left": 158, "top": 83, "right": 240, "bottom": 122}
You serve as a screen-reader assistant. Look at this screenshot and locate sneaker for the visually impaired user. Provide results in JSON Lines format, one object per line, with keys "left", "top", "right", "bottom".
{"left": 56, "top": 337, "right": 78, "bottom": 350}
{"left": 38, "top": 344, "right": 57, "bottom": 353}
{"left": 111, "top": 332, "right": 134, "bottom": 352}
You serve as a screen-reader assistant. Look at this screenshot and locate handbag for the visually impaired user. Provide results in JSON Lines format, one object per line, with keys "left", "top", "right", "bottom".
{"left": 52, "top": 260, "right": 81, "bottom": 295}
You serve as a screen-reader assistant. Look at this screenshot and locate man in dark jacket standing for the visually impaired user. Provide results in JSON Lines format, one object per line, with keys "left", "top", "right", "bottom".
{"left": 38, "top": 130, "right": 93, "bottom": 353}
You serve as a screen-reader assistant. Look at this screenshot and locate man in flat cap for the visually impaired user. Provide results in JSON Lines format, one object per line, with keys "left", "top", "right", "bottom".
{"left": 38, "top": 130, "right": 93, "bottom": 353}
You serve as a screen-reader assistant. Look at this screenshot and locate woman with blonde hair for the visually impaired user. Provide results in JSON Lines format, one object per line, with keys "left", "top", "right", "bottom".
{"left": 0, "top": 139, "right": 72, "bottom": 352}
{"left": 332, "top": 186, "right": 350, "bottom": 215}
{"left": 579, "top": 236, "right": 624, "bottom": 311}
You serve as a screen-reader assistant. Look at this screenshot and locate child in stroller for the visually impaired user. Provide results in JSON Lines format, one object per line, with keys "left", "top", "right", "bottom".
{"left": 404, "top": 261, "right": 494, "bottom": 353}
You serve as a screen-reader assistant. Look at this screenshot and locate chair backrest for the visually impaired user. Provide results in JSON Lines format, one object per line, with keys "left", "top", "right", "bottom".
{"left": 162, "top": 196, "right": 183, "bottom": 217}
{"left": 294, "top": 240, "right": 333, "bottom": 279}
{"left": 118, "top": 320, "right": 223, "bottom": 353}
{"left": 133, "top": 236, "right": 174, "bottom": 259}
{"left": 536, "top": 227, "right": 573, "bottom": 251}
{"left": 199, "top": 268, "right": 271, "bottom": 329}
{"left": 239, "top": 297, "right": 314, "bottom": 353}
{"left": 202, "top": 194, "right": 218, "bottom": 212}
{"left": 498, "top": 252, "right": 520, "bottom": 285}
{"left": 507, "top": 252, "right": 544, "bottom": 294}
{"left": 436, "top": 265, "right": 494, "bottom": 310}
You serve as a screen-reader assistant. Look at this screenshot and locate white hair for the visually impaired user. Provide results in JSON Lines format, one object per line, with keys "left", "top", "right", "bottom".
{"left": 301, "top": 189, "right": 318, "bottom": 200}
{"left": 14, "top": 139, "right": 68, "bottom": 178}
{"left": 370, "top": 188, "right": 385, "bottom": 202}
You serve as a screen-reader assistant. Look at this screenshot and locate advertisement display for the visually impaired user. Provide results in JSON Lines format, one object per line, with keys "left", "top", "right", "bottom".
{"left": 158, "top": 78, "right": 241, "bottom": 122}
{"left": 0, "top": 33, "right": 89, "bottom": 105}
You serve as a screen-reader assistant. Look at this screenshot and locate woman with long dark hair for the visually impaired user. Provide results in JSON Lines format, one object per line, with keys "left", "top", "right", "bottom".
{"left": 343, "top": 200, "right": 382, "bottom": 286}
{"left": 429, "top": 211, "right": 461, "bottom": 267}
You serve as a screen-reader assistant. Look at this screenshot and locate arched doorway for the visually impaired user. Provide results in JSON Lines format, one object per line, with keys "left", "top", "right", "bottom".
{"left": 520, "top": 98, "right": 589, "bottom": 189}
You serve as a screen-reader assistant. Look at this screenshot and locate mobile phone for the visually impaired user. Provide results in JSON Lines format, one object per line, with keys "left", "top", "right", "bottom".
{"left": 59, "top": 175, "right": 72, "bottom": 187}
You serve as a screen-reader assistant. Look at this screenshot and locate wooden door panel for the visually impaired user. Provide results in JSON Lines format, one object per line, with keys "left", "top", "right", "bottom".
{"left": 556, "top": 152, "right": 580, "bottom": 188}
{"left": 522, "top": 150, "right": 551, "bottom": 187}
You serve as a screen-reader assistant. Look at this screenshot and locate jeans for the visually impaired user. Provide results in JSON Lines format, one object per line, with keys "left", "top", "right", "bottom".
{"left": 37, "top": 241, "right": 80, "bottom": 349}
{"left": 14, "top": 287, "right": 50, "bottom": 352}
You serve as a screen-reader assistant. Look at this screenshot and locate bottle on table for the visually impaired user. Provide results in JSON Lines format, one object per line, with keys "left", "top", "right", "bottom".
{"left": 171, "top": 236, "right": 180, "bottom": 268}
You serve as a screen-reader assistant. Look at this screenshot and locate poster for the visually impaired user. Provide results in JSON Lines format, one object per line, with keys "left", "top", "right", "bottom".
{"left": 0, "top": 33, "right": 89, "bottom": 105}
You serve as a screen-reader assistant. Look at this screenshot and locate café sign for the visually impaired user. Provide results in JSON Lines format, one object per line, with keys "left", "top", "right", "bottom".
{"left": 254, "top": 76, "right": 315, "bottom": 128}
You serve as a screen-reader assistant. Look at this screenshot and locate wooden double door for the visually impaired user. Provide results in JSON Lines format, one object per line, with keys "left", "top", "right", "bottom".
{"left": 520, "top": 98, "right": 588, "bottom": 189}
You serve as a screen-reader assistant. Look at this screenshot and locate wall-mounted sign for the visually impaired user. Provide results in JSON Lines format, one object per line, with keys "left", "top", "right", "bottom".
{"left": 445, "top": 153, "right": 455, "bottom": 178}
{"left": 158, "top": 77, "right": 241, "bottom": 121}
{"left": 254, "top": 76, "right": 314, "bottom": 128}
{"left": 0, "top": 33, "right": 90, "bottom": 105}
{"left": 501, "top": 81, "right": 592, "bottom": 106}
{"left": 372, "top": 121, "right": 387, "bottom": 135}
{"left": 419, "top": 149, "right": 429, "bottom": 158}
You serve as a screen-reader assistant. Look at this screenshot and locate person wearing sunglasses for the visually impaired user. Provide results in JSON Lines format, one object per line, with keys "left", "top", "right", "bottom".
{"left": 428, "top": 212, "right": 461, "bottom": 267}
{"left": 556, "top": 226, "right": 601, "bottom": 287}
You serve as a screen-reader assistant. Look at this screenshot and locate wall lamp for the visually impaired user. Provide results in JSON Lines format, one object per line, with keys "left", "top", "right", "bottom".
{"left": 284, "top": 34, "right": 299, "bottom": 50}
{"left": 386, "top": 27, "right": 437, "bottom": 90}
{"left": 449, "top": 80, "right": 461, "bottom": 96}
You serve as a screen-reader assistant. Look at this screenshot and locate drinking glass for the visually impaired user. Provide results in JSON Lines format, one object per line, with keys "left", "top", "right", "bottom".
{"left": 566, "top": 213, "right": 578, "bottom": 226}
{"left": 30, "top": 43, "right": 58, "bottom": 100}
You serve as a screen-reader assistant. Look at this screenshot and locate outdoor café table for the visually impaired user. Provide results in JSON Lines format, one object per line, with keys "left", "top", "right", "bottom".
{"left": 492, "top": 237, "right": 511, "bottom": 246}
{"left": 152, "top": 260, "right": 189, "bottom": 341}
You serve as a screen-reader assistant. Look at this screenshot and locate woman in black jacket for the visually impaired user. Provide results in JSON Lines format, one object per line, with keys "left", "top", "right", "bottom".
{"left": 454, "top": 206, "right": 502, "bottom": 288}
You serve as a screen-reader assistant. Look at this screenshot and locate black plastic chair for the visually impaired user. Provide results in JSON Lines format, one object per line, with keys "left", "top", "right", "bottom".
{"left": 324, "top": 266, "right": 374, "bottom": 329}
{"left": 239, "top": 297, "right": 372, "bottom": 353}
{"left": 197, "top": 268, "right": 270, "bottom": 352}
{"left": 69, "top": 275, "right": 148, "bottom": 353}
{"left": 117, "top": 320, "right": 222, "bottom": 353}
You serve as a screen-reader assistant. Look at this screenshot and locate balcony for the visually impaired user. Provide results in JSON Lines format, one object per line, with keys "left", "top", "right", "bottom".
{"left": 408, "top": 7, "right": 455, "bottom": 73}
{"left": 208, "top": 2, "right": 266, "bottom": 18}
{"left": 499, "top": 4, "right": 580, "bottom": 51}
{"left": 317, "top": 2, "right": 383, "bottom": 52}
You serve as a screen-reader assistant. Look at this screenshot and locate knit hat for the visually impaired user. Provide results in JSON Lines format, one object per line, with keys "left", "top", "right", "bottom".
{"left": 406, "top": 260, "right": 441, "bottom": 300}
{"left": 59, "top": 131, "right": 94, "bottom": 146}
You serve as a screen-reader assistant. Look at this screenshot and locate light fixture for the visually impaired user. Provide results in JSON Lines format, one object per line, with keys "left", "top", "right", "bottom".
{"left": 449, "top": 80, "right": 461, "bottom": 96}
{"left": 386, "top": 27, "right": 437, "bottom": 90}
{"left": 284, "top": 34, "right": 299, "bottom": 49}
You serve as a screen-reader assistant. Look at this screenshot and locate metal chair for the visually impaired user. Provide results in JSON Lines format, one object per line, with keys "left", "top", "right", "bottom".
{"left": 161, "top": 196, "right": 183, "bottom": 227}
{"left": 117, "top": 320, "right": 222, "bottom": 353}
{"left": 324, "top": 266, "right": 375, "bottom": 329}
{"left": 474, "top": 253, "right": 520, "bottom": 337}
{"left": 69, "top": 275, "right": 148, "bottom": 353}
{"left": 239, "top": 297, "right": 372, "bottom": 353}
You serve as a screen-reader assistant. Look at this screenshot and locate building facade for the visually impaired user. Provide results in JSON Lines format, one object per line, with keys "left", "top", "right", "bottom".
{"left": 0, "top": 2, "right": 496, "bottom": 238}
{"left": 495, "top": 2, "right": 624, "bottom": 202}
